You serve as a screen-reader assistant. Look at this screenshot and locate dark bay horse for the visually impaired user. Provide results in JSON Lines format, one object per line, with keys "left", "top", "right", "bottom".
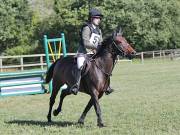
{"left": 45, "top": 30, "right": 136, "bottom": 127}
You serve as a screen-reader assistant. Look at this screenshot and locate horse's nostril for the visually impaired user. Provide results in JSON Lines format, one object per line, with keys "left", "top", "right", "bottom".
{"left": 131, "top": 51, "right": 136, "bottom": 55}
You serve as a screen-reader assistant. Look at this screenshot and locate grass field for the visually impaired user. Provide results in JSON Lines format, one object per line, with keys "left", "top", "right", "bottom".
{"left": 0, "top": 59, "right": 180, "bottom": 135}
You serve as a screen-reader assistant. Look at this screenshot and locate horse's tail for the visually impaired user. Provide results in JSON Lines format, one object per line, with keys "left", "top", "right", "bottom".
{"left": 45, "top": 60, "right": 58, "bottom": 83}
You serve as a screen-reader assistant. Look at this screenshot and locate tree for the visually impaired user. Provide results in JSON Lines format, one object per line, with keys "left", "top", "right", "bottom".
{"left": 97, "top": 0, "right": 180, "bottom": 51}
{"left": 0, "top": 0, "right": 35, "bottom": 55}
{"left": 1, "top": 0, "right": 179, "bottom": 55}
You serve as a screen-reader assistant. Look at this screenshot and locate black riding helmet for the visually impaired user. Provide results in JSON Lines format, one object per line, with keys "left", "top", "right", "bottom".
{"left": 89, "top": 8, "right": 103, "bottom": 19}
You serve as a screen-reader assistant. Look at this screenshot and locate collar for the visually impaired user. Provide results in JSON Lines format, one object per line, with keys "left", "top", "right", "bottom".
{"left": 92, "top": 24, "right": 97, "bottom": 29}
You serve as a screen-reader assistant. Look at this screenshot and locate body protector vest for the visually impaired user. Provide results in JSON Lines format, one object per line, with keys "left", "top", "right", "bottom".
{"left": 88, "top": 25, "right": 101, "bottom": 47}
{"left": 78, "top": 22, "right": 102, "bottom": 54}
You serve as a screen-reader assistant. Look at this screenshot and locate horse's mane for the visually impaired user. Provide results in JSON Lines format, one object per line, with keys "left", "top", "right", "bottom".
{"left": 94, "top": 35, "right": 113, "bottom": 58}
{"left": 101, "top": 35, "right": 112, "bottom": 47}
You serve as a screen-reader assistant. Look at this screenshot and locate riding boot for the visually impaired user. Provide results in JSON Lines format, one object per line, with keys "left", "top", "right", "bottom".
{"left": 70, "top": 69, "right": 82, "bottom": 95}
{"left": 105, "top": 85, "right": 114, "bottom": 95}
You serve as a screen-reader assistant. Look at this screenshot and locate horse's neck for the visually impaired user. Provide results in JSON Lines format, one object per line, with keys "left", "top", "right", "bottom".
{"left": 96, "top": 51, "right": 115, "bottom": 74}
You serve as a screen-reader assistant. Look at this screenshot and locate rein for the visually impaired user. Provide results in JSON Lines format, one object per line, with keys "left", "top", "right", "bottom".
{"left": 93, "top": 57, "right": 117, "bottom": 93}
{"left": 90, "top": 38, "right": 122, "bottom": 77}
{"left": 88, "top": 37, "right": 124, "bottom": 92}
{"left": 93, "top": 56, "right": 118, "bottom": 76}
{"left": 94, "top": 59, "right": 112, "bottom": 76}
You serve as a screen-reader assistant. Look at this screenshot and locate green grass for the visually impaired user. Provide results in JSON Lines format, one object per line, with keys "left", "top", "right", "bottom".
{"left": 1, "top": 59, "right": 180, "bottom": 135}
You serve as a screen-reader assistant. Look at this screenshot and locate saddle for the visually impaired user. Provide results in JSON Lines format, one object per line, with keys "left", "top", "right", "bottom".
{"left": 72, "top": 54, "right": 94, "bottom": 77}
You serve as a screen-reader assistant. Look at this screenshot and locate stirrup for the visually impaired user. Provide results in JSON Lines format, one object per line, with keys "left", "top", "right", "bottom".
{"left": 70, "top": 84, "right": 79, "bottom": 95}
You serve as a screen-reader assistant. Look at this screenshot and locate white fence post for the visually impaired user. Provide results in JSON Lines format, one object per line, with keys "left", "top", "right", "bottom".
{"left": 141, "top": 52, "right": 144, "bottom": 64}
{"left": 170, "top": 50, "right": 174, "bottom": 60}
{"left": 163, "top": 50, "right": 165, "bottom": 58}
{"left": 152, "top": 51, "right": 155, "bottom": 59}
{"left": 160, "top": 50, "right": 162, "bottom": 58}
{"left": 0, "top": 58, "right": 2, "bottom": 72}
{"left": 20, "top": 57, "right": 24, "bottom": 71}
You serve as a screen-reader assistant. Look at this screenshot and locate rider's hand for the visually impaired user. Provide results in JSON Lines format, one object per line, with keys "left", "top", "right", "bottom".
{"left": 96, "top": 44, "right": 102, "bottom": 52}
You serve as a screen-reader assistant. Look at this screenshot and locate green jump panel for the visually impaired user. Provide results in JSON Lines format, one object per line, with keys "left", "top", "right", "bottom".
{"left": 0, "top": 70, "right": 46, "bottom": 97}
{"left": 43, "top": 33, "right": 67, "bottom": 94}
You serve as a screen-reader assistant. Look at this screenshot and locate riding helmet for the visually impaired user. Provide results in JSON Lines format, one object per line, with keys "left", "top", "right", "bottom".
{"left": 89, "top": 8, "right": 103, "bottom": 18}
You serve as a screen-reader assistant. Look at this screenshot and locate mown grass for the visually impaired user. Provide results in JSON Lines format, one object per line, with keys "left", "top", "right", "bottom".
{"left": 0, "top": 59, "right": 180, "bottom": 135}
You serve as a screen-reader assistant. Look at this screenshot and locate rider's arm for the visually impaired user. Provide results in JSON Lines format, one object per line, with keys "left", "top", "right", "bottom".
{"left": 99, "top": 29, "right": 103, "bottom": 43}
{"left": 82, "top": 26, "right": 97, "bottom": 49}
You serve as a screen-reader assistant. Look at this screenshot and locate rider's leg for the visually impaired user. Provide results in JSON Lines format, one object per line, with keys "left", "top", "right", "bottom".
{"left": 70, "top": 53, "right": 85, "bottom": 95}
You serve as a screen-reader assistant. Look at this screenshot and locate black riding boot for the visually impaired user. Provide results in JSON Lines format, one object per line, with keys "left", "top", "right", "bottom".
{"left": 70, "top": 69, "right": 81, "bottom": 95}
{"left": 105, "top": 86, "right": 114, "bottom": 95}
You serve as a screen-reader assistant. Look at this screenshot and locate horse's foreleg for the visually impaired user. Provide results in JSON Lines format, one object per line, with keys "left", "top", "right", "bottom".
{"left": 53, "top": 88, "right": 72, "bottom": 116}
{"left": 78, "top": 98, "right": 93, "bottom": 124}
{"left": 47, "top": 84, "right": 59, "bottom": 122}
{"left": 92, "top": 91, "right": 104, "bottom": 127}
{"left": 78, "top": 92, "right": 104, "bottom": 125}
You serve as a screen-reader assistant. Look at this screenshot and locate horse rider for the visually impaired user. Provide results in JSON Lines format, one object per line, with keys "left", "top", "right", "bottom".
{"left": 70, "top": 8, "right": 114, "bottom": 95}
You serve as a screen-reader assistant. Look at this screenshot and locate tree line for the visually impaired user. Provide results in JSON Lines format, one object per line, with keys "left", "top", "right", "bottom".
{"left": 0, "top": 0, "right": 180, "bottom": 55}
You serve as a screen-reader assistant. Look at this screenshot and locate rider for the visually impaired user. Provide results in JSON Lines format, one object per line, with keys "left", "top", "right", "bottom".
{"left": 70, "top": 8, "right": 114, "bottom": 95}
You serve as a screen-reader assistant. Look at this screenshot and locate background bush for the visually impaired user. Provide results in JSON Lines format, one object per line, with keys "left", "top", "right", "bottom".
{"left": 0, "top": 0, "right": 179, "bottom": 55}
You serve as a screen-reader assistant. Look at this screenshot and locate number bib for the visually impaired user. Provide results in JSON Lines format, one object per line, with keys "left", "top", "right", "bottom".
{"left": 89, "top": 33, "right": 100, "bottom": 47}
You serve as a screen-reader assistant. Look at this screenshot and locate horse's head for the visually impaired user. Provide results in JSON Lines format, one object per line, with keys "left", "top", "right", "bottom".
{"left": 111, "top": 29, "right": 136, "bottom": 59}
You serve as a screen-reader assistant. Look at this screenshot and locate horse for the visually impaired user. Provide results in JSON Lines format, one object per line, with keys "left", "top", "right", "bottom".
{"left": 45, "top": 29, "right": 136, "bottom": 127}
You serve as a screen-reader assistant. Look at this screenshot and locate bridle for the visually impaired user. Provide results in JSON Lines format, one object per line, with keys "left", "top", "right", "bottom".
{"left": 112, "top": 39, "right": 127, "bottom": 57}
{"left": 91, "top": 34, "right": 133, "bottom": 76}
{"left": 91, "top": 36, "right": 130, "bottom": 92}
{"left": 93, "top": 37, "right": 123, "bottom": 77}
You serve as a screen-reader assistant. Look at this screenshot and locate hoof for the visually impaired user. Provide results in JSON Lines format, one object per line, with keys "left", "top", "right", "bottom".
{"left": 78, "top": 119, "right": 84, "bottom": 125}
{"left": 47, "top": 116, "right": 52, "bottom": 123}
{"left": 53, "top": 109, "right": 60, "bottom": 116}
{"left": 97, "top": 123, "right": 105, "bottom": 128}
{"left": 47, "top": 119, "right": 52, "bottom": 123}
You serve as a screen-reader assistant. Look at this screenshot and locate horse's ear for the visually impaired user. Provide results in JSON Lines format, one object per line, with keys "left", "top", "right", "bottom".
{"left": 112, "top": 30, "right": 117, "bottom": 39}
{"left": 117, "top": 27, "right": 123, "bottom": 36}
{"left": 112, "top": 27, "right": 123, "bottom": 39}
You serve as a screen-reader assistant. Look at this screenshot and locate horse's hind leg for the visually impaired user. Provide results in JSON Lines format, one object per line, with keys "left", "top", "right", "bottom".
{"left": 53, "top": 87, "right": 72, "bottom": 116}
{"left": 47, "top": 82, "right": 61, "bottom": 122}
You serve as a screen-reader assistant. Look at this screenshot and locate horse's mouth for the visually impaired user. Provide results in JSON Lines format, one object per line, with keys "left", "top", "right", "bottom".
{"left": 126, "top": 52, "right": 136, "bottom": 60}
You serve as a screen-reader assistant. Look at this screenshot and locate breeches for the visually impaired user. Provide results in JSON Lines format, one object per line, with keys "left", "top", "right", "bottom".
{"left": 77, "top": 53, "right": 86, "bottom": 69}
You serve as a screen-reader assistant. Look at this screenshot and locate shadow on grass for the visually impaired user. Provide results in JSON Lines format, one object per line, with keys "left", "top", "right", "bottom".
{"left": 6, "top": 120, "right": 84, "bottom": 128}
